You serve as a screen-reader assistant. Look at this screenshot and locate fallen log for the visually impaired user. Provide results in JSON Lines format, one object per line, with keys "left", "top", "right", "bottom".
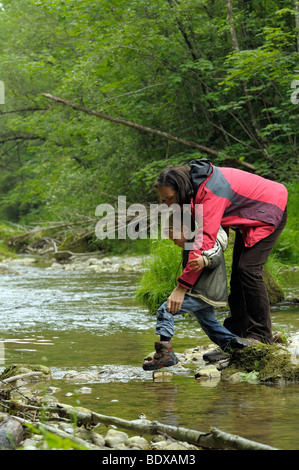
{"left": 89, "top": 412, "right": 278, "bottom": 451}
{"left": 0, "top": 371, "right": 43, "bottom": 385}
{"left": 0, "top": 398, "right": 279, "bottom": 450}
{"left": 18, "top": 402, "right": 277, "bottom": 451}
{"left": 209, "top": 427, "right": 275, "bottom": 451}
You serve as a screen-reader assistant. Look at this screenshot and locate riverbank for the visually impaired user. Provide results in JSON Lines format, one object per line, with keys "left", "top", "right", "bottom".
{"left": 2, "top": 329, "right": 299, "bottom": 451}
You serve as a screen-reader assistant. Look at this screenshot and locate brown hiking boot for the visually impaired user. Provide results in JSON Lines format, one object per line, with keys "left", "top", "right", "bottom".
{"left": 142, "top": 341, "right": 178, "bottom": 371}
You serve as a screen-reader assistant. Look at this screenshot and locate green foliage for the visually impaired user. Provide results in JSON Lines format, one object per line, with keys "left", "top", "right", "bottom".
{"left": 238, "top": 370, "right": 260, "bottom": 384}
{"left": 130, "top": 152, "right": 205, "bottom": 197}
{"left": 24, "top": 422, "right": 89, "bottom": 450}
{"left": 0, "top": 241, "right": 16, "bottom": 261}
{"left": 0, "top": 0, "right": 297, "bottom": 261}
{"left": 135, "top": 239, "right": 182, "bottom": 312}
{"left": 272, "top": 183, "right": 299, "bottom": 263}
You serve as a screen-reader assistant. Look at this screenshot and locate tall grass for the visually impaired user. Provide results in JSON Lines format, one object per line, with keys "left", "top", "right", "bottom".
{"left": 135, "top": 239, "right": 182, "bottom": 313}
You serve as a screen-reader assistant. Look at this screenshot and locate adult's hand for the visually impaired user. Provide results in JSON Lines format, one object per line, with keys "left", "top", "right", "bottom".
{"left": 188, "top": 253, "right": 205, "bottom": 272}
{"left": 167, "top": 285, "right": 188, "bottom": 315}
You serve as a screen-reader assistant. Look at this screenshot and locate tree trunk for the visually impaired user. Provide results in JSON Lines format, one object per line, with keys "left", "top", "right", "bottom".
{"left": 226, "top": 0, "right": 239, "bottom": 51}
{"left": 225, "top": 0, "right": 271, "bottom": 160}
{"left": 295, "top": 1, "right": 299, "bottom": 52}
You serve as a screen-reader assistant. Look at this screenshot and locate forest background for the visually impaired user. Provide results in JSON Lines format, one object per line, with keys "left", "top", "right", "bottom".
{"left": 0, "top": 0, "right": 298, "bottom": 303}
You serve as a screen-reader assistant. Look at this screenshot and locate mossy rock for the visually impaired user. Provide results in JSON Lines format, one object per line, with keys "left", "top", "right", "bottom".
{"left": 58, "top": 233, "right": 93, "bottom": 253}
{"left": 263, "top": 266, "right": 285, "bottom": 305}
{"left": 0, "top": 364, "right": 51, "bottom": 381}
{"left": 222, "top": 345, "right": 299, "bottom": 383}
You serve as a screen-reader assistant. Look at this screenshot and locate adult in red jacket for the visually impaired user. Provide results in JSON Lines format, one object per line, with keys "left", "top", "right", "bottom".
{"left": 155, "top": 159, "right": 288, "bottom": 344}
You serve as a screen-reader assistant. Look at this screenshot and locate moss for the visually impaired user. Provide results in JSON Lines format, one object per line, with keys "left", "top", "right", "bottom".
{"left": 0, "top": 364, "right": 51, "bottom": 381}
{"left": 263, "top": 266, "right": 285, "bottom": 304}
{"left": 223, "top": 345, "right": 299, "bottom": 384}
{"left": 58, "top": 233, "right": 91, "bottom": 253}
{"left": 0, "top": 241, "right": 16, "bottom": 261}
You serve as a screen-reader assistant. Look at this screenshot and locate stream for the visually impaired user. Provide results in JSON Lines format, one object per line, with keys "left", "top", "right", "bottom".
{"left": 0, "top": 256, "right": 298, "bottom": 450}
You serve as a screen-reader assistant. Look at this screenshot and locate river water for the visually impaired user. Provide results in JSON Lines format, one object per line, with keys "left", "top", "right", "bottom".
{"left": 0, "top": 257, "right": 298, "bottom": 450}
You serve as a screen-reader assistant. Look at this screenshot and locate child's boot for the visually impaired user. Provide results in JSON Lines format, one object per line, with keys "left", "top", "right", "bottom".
{"left": 142, "top": 341, "right": 178, "bottom": 371}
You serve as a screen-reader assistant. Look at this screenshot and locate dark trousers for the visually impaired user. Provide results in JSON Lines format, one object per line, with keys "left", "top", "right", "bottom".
{"left": 223, "top": 208, "right": 288, "bottom": 344}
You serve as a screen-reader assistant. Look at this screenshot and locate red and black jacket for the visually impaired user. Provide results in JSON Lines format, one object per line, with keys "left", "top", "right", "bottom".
{"left": 177, "top": 160, "right": 288, "bottom": 290}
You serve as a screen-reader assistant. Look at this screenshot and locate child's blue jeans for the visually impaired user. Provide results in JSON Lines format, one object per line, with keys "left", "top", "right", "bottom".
{"left": 155, "top": 294, "right": 237, "bottom": 350}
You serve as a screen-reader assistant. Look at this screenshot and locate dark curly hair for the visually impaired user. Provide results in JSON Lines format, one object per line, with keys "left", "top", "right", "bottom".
{"left": 154, "top": 165, "right": 194, "bottom": 205}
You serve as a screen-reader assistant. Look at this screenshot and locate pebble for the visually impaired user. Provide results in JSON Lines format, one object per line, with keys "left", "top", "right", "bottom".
{"left": 194, "top": 365, "right": 221, "bottom": 380}
{"left": 76, "top": 387, "right": 92, "bottom": 394}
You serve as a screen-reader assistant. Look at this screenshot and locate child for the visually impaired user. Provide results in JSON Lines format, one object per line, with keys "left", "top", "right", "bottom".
{"left": 142, "top": 213, "right": 252, "bottom": 371}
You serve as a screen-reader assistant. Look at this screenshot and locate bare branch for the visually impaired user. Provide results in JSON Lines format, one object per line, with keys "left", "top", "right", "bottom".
{"left": 41, "top": 93, "right": 256, "bottom": 172}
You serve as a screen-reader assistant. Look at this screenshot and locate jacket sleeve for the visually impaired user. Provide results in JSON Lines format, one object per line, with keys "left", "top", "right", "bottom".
{"left": 177, "top": 191, "right": 228, "bottom": 289}
{"left": 202, "top": 240, "right": 223, "bottom": 269}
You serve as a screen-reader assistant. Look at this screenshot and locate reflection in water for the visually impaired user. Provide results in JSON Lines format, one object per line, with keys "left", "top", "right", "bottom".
{"left": 142, "top": 382, "right": 180, "bottom": 427}
{"left": 0, "top": 260, "right": 298, "bottom": 449}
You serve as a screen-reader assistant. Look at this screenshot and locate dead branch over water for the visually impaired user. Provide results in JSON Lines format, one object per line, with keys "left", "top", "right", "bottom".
{"left": 0, "top": 386, "right": 277, "bottom": 450}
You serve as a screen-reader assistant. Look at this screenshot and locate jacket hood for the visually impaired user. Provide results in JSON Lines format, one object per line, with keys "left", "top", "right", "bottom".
{"left": 189, "top": 159, "right": 213, "bottom": 194}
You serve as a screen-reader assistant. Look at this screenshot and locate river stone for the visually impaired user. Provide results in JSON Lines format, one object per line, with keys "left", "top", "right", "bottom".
{"left": 153, "top": 370, "right": 173, "bottom": 381}
{"left": 117, "top": 264, "right": 134, "bottom": 272}
{"left": 10, "top": 257, "right": 37, "bottom": 264}
{"left": 86, "top": 258, "right": 101, "bottom": 265}
{"left": 75, "top": 386, "right": 92, "bottom": 394}
{"left": 75, "top": 427, "right": 106, "bottom": 448}
{"left": 63, "top": 371, "right": 98, "bottom": 382}
{"left": 21, "top": 438, "right": 39, "bottom": 449}
{"left": 0, "top": 264, "right": 19, "bottom": 274}
{"left": 47, "top": 262, "right": 64, "bottom": 270}
{"left": 151, "top": 440, "right": 198, "bottom": 451}
{"left": 225, "top": 372, "right": 244, "bottom": 383}
{"left": 104, "top": 429, "right": 129, "bottom": 448}
{"left": 10, "top": 386, "right": 33, "bottom": 405}
{"left": 194, "top": 365, "right": 221, "bottom": 380}
{"left": 287, "top": 332, "right": 299, "bottom": 365}
{"left": 126, "top": 436, "right": 149, "bottom": 450}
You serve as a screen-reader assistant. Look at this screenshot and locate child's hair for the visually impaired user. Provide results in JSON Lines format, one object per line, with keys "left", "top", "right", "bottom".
{"left": 162, "top": 209, "right": 195, "bottom": 239}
